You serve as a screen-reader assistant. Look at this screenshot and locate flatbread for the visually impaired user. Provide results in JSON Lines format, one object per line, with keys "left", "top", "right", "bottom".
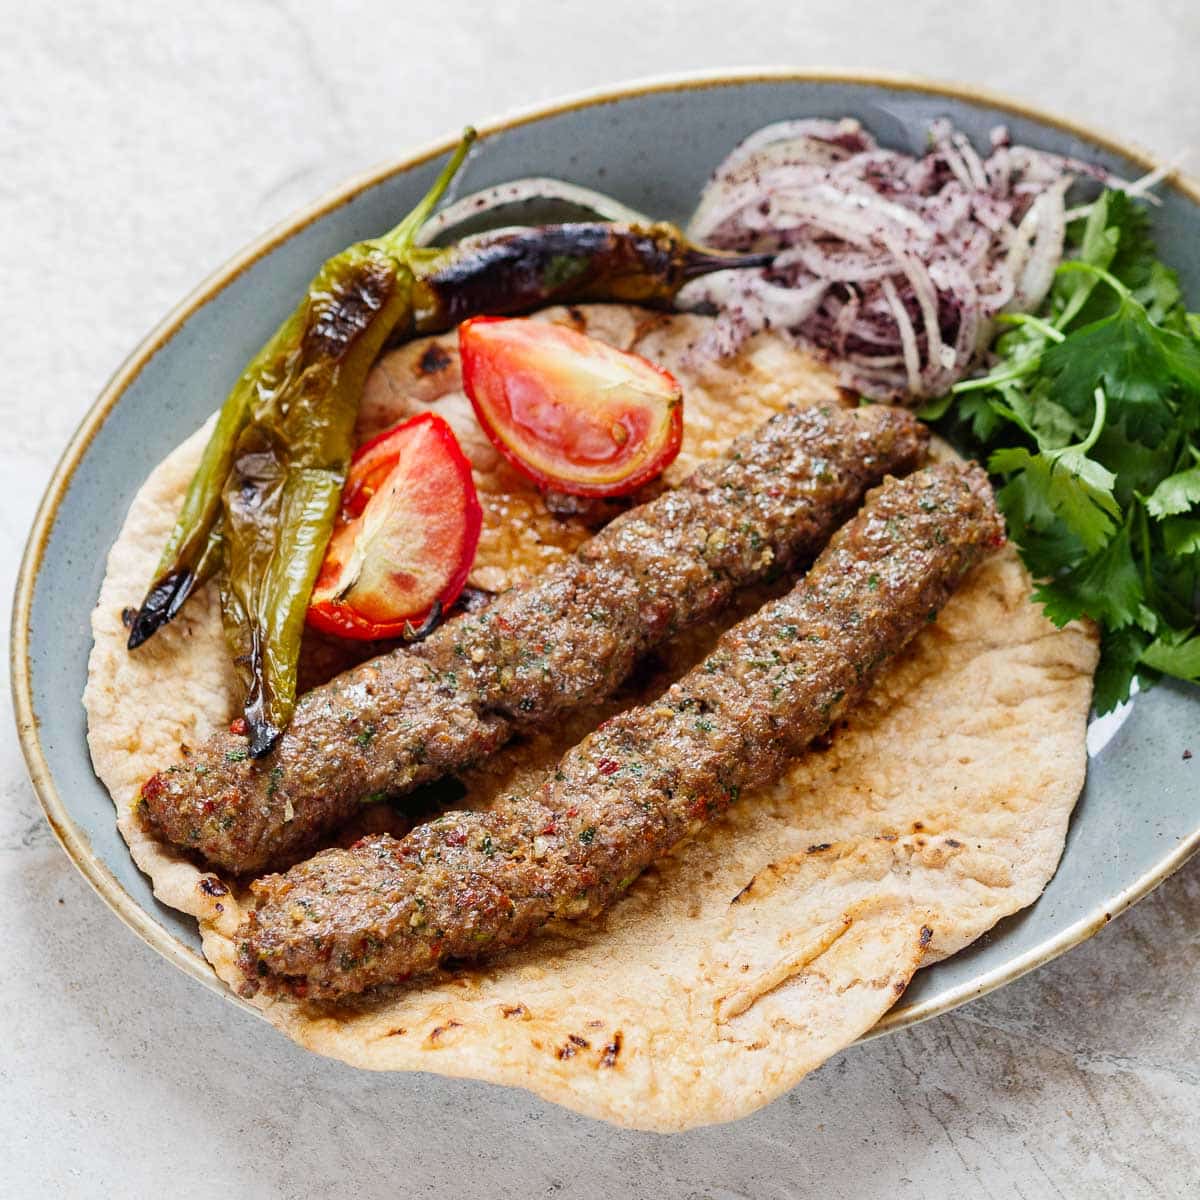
{"left": 85, "top": 305, "right": 1097, "bottom": 1131}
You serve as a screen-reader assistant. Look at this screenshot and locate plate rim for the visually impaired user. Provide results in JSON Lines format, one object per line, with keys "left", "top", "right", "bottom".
{"left": 12, "top": 66, "right": 1200, "bottom": 1035}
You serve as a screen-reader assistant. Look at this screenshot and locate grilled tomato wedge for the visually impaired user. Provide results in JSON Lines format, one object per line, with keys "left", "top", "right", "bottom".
{"left": 458, "top": 316, "right": 683, "bottom": 497}
{"left": 306, "top": 413, "right": 481, "bottom": 640}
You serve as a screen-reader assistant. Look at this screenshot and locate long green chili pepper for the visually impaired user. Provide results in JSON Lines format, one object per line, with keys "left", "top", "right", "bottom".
{"left": 129, "top": 131, "right": 476, "bottom": 756}
{"left": 126, "top": 133, "right": 476, "bottom": 654}
{"left": 222, "top": 134, "right": 482, "bottom": 755}
{"left": 128, "top": 135, "right": 769, "bottom": 756}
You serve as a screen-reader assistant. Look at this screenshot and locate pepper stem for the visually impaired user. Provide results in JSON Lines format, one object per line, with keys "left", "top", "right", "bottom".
{"left": 377, "top": 128, "right": 477, "bottom": 257}
{"left": 680, "top": 246, "right": 774, "bottom": 280}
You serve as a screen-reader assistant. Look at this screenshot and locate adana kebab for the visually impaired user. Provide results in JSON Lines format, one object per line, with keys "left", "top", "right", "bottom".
{"left": 140, "top": 404, "right": 928, "bottom": 875}
{"left": 126, "top": 130, "right": 772, "bottom": 756}
{"left": 239, "top": 462, "right": 1004, "bottom": 999}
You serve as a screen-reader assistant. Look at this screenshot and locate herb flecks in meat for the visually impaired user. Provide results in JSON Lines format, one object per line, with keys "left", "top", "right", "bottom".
{"left": 238, "top": 462, "right": 1002, "bottom": 999}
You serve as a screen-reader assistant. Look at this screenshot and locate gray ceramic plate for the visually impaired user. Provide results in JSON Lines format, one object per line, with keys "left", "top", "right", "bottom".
{"left": 12, "top": 70, "right": 1200, "bottom": 1036}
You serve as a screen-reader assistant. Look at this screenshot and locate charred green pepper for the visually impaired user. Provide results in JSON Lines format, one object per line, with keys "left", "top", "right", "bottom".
{"left": 127, "top": 134, "right": 479, "bottom": 659}
{"left": 128, "top": 136, "right": 768, "bottom": 755}
{"left": 406, "top": 221, "right": 768, "bottom": 330}
{"left": 131, "top": 132, "right": 477, "bottom": 754}
{"left": 221, "top": 136, "right": 488, "bottom": 755}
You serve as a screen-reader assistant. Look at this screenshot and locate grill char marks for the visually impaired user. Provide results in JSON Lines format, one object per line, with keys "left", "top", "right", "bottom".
{"left": 239, "top": 462, "right": 1003, "bottom": 999}
{"left": 140, "top": 403, "right": 928, "bottom": 876}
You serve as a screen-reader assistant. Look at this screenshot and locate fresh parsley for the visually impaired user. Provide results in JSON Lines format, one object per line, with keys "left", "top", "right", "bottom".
{"left": 927, "top": 190, "right": 1200, "bottom": 713}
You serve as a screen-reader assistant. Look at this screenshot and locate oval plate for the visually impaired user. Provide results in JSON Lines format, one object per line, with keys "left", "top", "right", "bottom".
{"left": 12, "top": 70, "right": 1200, "bottom": 1036}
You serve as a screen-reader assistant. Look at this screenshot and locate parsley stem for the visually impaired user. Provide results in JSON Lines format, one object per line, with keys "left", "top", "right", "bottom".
{"left": 951, "top": 358, "right": 1040, "bottom": 394}
{"left": 995, "top": 312, "right": 1066, "bottom": 343}
{"left": 1136, "top": 500, "right": 1154, "bottom": 601}
{"left": 1055, "top": 281, "right": 1092, "bottom": 331}
{"left": 1078, "top": 387, "right": 1108, "bottom": 455}
{"left": 990, "top": 397, "right": 1037, "bottom": 441}
{"left": 1055, "top": 259, "right": 1134, "bottom": 303}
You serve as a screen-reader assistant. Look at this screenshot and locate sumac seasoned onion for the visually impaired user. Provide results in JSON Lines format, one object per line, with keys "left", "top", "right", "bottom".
{"left": 682, "top": 118, "right": 1129, "bottom": 400}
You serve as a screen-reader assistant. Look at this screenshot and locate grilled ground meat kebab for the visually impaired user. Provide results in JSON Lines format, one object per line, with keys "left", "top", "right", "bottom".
{"left": 142, "top": 403, "right": 928, "bottom": 875}
{"left": 239, "top": 462, "right": 1003, "bottom": 999}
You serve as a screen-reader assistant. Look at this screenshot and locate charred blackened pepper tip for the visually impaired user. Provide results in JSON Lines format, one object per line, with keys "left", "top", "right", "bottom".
{"left": 128, "top": 121, "right": 772, "bottom": 749}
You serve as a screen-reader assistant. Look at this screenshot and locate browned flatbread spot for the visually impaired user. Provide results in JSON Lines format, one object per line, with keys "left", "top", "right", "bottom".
{"left": 85, "top": 305, "right": 1096, "bottom": 1130}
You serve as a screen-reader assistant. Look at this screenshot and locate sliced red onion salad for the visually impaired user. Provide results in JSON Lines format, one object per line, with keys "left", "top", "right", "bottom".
{"left": 680, "top": 118, "right": 1138, "bottom": 401}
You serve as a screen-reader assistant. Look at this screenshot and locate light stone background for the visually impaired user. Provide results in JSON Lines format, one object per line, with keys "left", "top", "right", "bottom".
{"left": 3, "top": 2, "right": 1198, "bottom": 1196}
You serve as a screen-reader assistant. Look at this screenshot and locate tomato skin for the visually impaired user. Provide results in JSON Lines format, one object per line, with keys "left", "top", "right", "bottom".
{"left": 458, "top": 316, "right": 684, "bottom": 497}
{"left": 306, "top": 598, "right": 450, "bottom": 641}
{"left": 306, "top": 413, "right": 481, "bottom": 641}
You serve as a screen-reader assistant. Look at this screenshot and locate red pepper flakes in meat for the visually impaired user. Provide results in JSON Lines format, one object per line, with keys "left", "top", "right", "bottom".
{"left": 140, "top": 404, "right": 927, "bottom": 877}
{"left": 238, "top": 463, "right": 1002, "bottom": 1000}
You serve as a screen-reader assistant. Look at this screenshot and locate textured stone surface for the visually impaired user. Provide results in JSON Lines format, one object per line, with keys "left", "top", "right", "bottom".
{"left": 2, "top": 1, "right": 1197, "bottom": 1196}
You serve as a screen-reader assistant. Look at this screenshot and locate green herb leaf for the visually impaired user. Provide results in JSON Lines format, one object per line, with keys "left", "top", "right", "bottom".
{"left": 1162, "top": 517, "right": 1200, "bottom": 557}
{"left": 1042, "top": 298, "right": 1181, "bottom": 445}
{"left": 1060, "top": 191, "right": 1169, "bottom": 327}
{"left": 1009, "top": 521, "right": 1084, "bottom": 580}
{"left": 1092, "top": 625, "right": 1150, "bottom": 714}
{"left": 929, "top": 188, "right": 1200, "bottom": 715}
{"left": 989, "top": 443, "right": 1119, "bottom": 553}
{"left": 1140, "top": 633, "right": 1200, "bottom": 680}
{"left": 915, "top": 392, "right": 955, "bottom": 421}
{"left": 1145, "top": 463, "right": 1200, "bottom": 518}
{"left": 1031, "top": 522, "right": 1143, "bottom": 629}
